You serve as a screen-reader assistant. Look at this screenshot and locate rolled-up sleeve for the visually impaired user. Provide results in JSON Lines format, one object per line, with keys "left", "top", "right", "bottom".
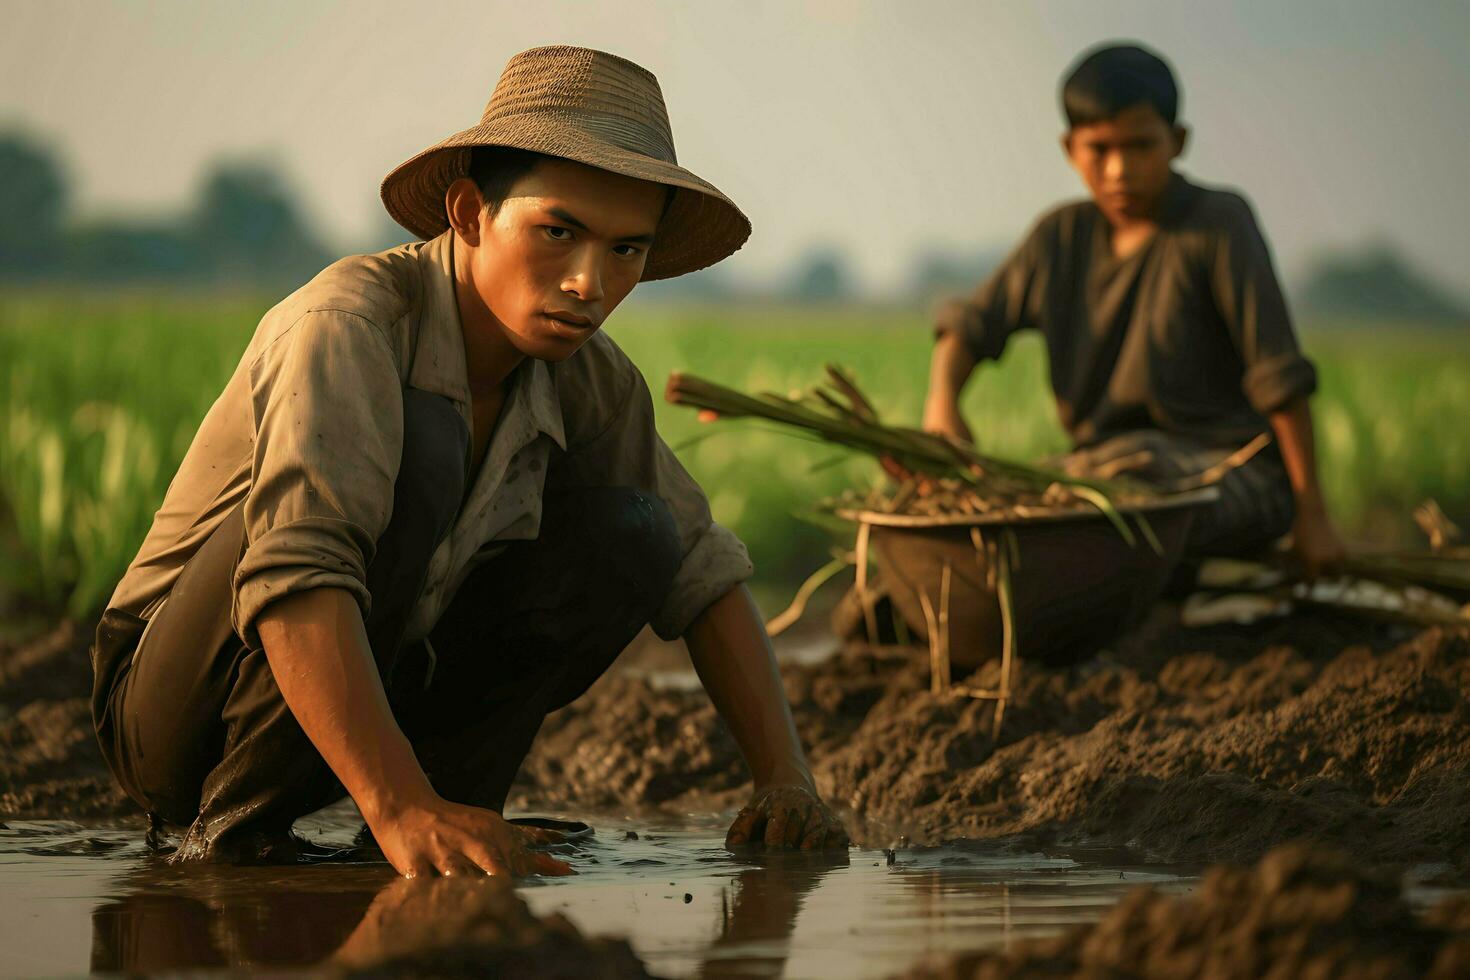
{"left": 559, "top": 365, "right": 752, "bottom": 640}
{"left": 1207, "top": 195, "right": 1318, "bottom": 415}
{"left": 232, "top": 310, "right": 404, "bottom": 647}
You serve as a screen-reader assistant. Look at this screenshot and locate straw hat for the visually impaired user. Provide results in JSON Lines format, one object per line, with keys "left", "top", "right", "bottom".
{"left": 381, "top": 45, "right": 751, "bottom": 281}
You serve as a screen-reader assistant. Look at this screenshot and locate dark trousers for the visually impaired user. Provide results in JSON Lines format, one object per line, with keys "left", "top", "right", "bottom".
{"left": 91, "top": 389, "right": 681, "bottom": 859}
{"left": 1057, "top": 429, "right": 1295, "bottom": 557}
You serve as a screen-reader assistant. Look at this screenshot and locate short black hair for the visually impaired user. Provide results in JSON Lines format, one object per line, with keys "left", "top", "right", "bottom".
{"left": 1061, "top": 43, "right": 1179, "bottom": 129}
{"left": 467, "top": 145, "right": 549, "bottom": 215}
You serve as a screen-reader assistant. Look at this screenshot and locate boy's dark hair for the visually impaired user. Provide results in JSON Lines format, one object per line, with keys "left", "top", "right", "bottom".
{"left": 468, "top": 145, "right": 549, "bottom": 214}
{"left": 1061, "top": 43, "right": 1179, "bottom": 128}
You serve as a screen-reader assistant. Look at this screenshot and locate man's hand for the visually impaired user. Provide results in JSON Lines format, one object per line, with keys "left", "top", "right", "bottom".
{"left": 257, "top": 589, "right": 572, "bottom": 880}
{"left": 725, "top": 784, "right": 849, "bottom": 851}
{"left": 1290, "top": 504, "right": 1346, "bottom": 580}
{"left": 372, "top": 797, "right": 574, "bottom": 879}
{"left": 684, "top": 587, "right": 850, "bottom": 852}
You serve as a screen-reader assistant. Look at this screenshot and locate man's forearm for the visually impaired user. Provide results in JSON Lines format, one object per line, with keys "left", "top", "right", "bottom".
{"left": 684, "top": 585, "right": 813, "bottom": 789}
{"left": 1268, "top": 396, "right": 1327, "bottom": 513}
{"left": 256, "top": 587, "right": 436, "bottom": 825}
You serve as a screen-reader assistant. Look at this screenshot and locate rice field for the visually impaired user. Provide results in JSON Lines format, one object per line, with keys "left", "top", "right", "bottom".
{"left": 1, "top": 291, "right": 1467, "bottom": 618}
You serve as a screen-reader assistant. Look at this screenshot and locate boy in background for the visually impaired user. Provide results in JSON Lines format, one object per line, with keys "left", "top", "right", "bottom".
{"left": 922, "top": 43, "right": 1344, "bottom": 574}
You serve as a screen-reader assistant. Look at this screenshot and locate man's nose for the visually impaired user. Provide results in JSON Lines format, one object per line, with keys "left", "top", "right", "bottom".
{"left": 561, "top": 249, "right": 605, "bottom": 303}
{"left": 1103, "top": 149, "right": 1127, "bottom": 183}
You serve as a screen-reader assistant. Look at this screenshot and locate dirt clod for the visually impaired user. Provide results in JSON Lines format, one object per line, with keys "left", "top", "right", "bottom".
{"left": 515, "top": 611, "right": 1470, "bottom": 876}
{"left": 903, "top": 842, "right": 1470, "bottom": 979}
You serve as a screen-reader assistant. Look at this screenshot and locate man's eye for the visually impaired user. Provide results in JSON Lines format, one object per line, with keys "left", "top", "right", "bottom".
{"left": 544, "top": 226, "right": 573, "bottom": 241}
{"left": 613, "top": 244, "right": 645, "bottom": 258}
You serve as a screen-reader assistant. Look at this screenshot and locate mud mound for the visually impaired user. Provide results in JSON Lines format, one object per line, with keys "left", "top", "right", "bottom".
{"left": 516, "top": 612, "right": 1470, "bottom": 874}
{"left": 905, "top": 843, "right": 1470, "bottom": 979}
{"left": 334, "top": 876, "right": 650, "bottom": 979}
{"left": 0, "top": 620, "right": 130, "bottom": 820}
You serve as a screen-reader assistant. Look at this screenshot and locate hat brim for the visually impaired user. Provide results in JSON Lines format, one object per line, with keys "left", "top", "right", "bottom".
{"left": 380, "top": 118, "right": 751, "bottom": 281}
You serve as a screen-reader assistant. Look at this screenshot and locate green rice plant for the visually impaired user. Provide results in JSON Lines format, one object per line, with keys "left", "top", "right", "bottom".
{"left": 0, "top": 291, "right": 1466, "bottom": 619}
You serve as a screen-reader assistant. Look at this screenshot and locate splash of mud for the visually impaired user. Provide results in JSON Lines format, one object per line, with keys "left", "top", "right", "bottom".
{"left": 901, "top": 843, "right": 1470, "bottom": 979}
{"left": 514, "top": 612, "right": 1470, "bottom": 876}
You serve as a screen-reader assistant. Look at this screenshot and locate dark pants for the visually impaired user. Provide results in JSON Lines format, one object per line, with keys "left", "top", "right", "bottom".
{"left": 1057, "top": 429, "right": 1295, "bottom": 557}
{"left": 91, "top": 389, "right": 681, "bottom": 859}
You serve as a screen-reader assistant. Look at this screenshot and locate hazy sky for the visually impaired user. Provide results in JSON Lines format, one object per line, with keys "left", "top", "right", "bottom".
{"left": 4, "top": 0, "right": 1468, "bottom": 295}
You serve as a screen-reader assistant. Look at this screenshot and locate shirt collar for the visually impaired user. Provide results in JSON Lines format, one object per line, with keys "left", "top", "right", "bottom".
{"left": 409, "top": 231, "right": 566, "bottom": 451}
{"left": 1156, "top": 170, "right": 1201, "bottom": 227}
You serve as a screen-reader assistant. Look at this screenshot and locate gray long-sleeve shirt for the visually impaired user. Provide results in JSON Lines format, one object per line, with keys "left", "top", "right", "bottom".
{"left": 941, "top": 172, "right": 1317, "bottom": 449}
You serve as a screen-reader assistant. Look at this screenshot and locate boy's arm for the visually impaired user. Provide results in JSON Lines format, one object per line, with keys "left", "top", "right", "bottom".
{"left": 1268, "top": 397, "right": 1345, "bottom": 577}
{"left": 684, "top": 585, "right": 848, "bottom": 850}
{"left": 922, "top": 326, "right": 979, "bottom": 443}
{"left": 921, "top": 220, "right": 1050, "bottom": 444}
{"left": 1203, "top": 194, "right": 1343, "bottom": 575}
{"left": 257, "top": 588, "right": 572, "bottom": 878}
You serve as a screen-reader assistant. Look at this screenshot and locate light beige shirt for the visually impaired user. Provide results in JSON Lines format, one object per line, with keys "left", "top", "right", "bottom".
{"left": 109, "top": 232, "right": 752, "bottom": 647}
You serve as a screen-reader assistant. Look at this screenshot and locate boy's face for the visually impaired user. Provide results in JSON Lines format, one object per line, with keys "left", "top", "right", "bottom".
{"left": 1062, "top": 104, "right": 1187, "bottom": 223}
{"left": 453, "top": 158, "right": 665, "bottom": 361}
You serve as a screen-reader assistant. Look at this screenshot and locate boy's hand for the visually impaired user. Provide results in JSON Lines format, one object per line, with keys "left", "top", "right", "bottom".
{"left": 1291, "top": 505, "right": 1346, "bottom": 580}
{"left": 725, "top": 784, "right": 850, "bottom": 851}
{"left": 373, "top": 797, "right": 575, "bottom": 879}
{"left": 921, "top": 395, "right": 975, "bottom": 447}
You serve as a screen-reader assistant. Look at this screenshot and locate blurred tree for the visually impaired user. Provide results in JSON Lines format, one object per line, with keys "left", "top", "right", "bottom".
{"left": 907, "top": 246, "right": 1004, "bottom": 305}
{"left": 1295, "top": 244, "right": 1468, "bottom": 323}
{"left": 65, "top": 220, "right": 202, "bottom": 281}
{"left": 190, "top": 159, "right": 333, "bottom": 284}
{"left": 787, "top": 246, "right": 852, "bottom": 303}
{"left": 0, "top": 130, "right": 69, "bottom": 276}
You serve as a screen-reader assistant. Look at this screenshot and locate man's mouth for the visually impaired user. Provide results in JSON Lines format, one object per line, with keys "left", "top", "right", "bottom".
{"left": 543, "top": 311, "right": 598, "bottom": 330}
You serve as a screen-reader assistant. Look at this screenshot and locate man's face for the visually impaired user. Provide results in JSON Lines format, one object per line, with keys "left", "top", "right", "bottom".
{"left": 461, "top": 158, "right": 665, "bottom": 361}
{"left": 1063, "top": 104, "right": 1186, "bottom": 223}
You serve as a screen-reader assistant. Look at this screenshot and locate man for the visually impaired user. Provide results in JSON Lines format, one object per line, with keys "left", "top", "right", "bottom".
{"left": 922, "top": 43, "right": 1345, "bottom": 573}
{"left": 91, "top": 45, "right": 847, "bottom": 878}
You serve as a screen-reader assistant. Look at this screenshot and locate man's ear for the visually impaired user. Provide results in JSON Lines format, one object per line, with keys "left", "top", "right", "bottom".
{"left": 1172, "top": 125, "right": 1190, "bottom": 160}
{"left": 445, "top": 178, "right": 485, "bottom": 246}
{"left": 1059, "top": 131, "right": 1075, "bottom": 162}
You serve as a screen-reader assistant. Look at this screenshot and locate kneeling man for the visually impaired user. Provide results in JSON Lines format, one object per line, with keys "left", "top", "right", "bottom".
{"left": 91, "top": 46, "right": 846, "bottom": 878}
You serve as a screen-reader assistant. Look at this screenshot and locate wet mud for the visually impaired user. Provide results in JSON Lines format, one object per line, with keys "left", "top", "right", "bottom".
{"left": 7, "top": 610, "right": 1470, "bottom": 883}
{"left": 515, "top": 610, "right": 1470, "bottom": 878}
{"left": 0, "top": 620, "right": 130, "bottom": 820}
{"left": 903, "top": 842, "right": 1470, "bottom": 979}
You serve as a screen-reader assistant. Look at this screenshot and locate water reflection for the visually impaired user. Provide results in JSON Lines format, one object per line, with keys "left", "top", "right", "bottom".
{"left": 699, "top": 851, "right": 844, "bottom": 977}
{"left": 90, "top": 864, "right": 390, "bottom": 973}
{"left": 87, "top": 843, "right": 847, "bottom": 976}
{"left": 0, "top": 818, "right": 1207, "bottom": 978}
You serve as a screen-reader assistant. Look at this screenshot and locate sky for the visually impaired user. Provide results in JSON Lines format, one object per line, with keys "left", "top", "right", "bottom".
{"left": 4, "top": 0, "right": 1468, "bottom": 296}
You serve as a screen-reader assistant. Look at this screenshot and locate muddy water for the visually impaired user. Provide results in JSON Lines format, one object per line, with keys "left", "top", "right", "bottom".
{"left": 2, "top": 805, "right": 1193, "bottom": 978}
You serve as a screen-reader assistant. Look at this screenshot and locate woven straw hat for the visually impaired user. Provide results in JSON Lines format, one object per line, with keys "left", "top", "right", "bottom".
{"left": 381, "top": 45, "right": 750, "bottom": 281}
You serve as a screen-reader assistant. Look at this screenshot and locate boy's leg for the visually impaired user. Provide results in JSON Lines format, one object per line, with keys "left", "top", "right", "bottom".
{"left": 1061, "top": 430, "right": 1294, "bottom": 556}
{"left": 91, "top": 389, "right": 468, "bottom": 860}
{"left": 395, "top": 486, "right": 682, "bottom": 812}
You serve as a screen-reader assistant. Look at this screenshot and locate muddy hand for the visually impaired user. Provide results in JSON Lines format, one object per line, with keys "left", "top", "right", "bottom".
{"left": 375, "top": 798, "right": 575, "bottom": 879}
{"left": 726, "top": 784, "right": 849, "bottom": 851}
